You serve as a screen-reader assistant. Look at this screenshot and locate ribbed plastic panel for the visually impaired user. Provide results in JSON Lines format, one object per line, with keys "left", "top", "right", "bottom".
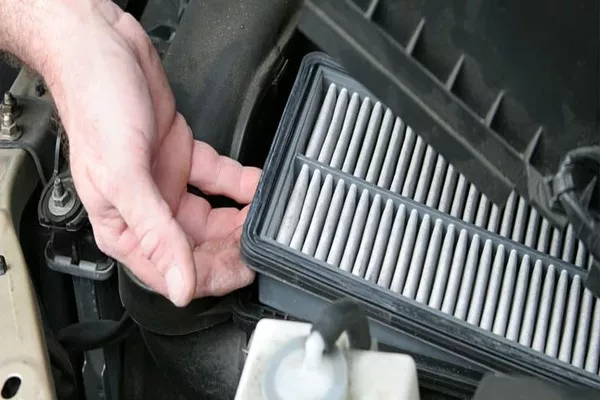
{"left": 277, "top": 165, "right": 600, "bottom": 373}
{"left": 242, "top": 54, "right": 600, "bottom": 391}
{"left": 298, "top": 83, "right": 593, "bottom": 269}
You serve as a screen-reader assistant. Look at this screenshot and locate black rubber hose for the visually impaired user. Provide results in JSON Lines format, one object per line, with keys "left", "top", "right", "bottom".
{"left": 310, "top": 298, "right": 371, "bottom": 352}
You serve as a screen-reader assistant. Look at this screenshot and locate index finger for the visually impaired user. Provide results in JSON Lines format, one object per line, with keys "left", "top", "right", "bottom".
{"left": 189, "top": 140, "right": 261, "bottom": 204}
{"left": 111, "top": 165, "right": 196, "bottom": 307}
{"left": 176, "top": 192, "right": 250, "bottom": 243}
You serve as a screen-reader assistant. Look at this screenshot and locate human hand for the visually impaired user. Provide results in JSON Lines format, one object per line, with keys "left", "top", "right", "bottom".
{"left": 44, "top": 0, "right": 261, "bottom": 306}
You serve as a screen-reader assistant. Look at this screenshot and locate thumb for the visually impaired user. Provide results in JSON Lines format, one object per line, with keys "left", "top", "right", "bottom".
{"left": 113, "top": 167, "right": 196, "bottom": 307}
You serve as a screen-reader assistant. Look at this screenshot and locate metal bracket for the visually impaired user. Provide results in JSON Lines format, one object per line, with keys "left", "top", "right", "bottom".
{"left": 0, "top": 148, "right": 56, "bottom": 399}
{"left": 0, "top": 94, "right": 56, "bottom": 186}
{"left": 0, "top": 70, "right": 58, "bottom": 399}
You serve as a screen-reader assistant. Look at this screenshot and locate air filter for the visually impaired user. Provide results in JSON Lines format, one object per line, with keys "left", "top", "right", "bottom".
{"left": 242, "top": 53, "right": 600, "bottom": 393}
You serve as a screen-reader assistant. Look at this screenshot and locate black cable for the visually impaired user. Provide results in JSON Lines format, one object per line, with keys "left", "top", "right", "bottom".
{"left": 57, "top": 312, "right": 135, "bottom": 353}
{"left": 551, "top": 146, "right": 600, "bottom": 296}
{"left": 46, "top": 335, "right": 79, "bottom": 400}
{"left": 552, "top": 146, "right": 600, "bottom": 262}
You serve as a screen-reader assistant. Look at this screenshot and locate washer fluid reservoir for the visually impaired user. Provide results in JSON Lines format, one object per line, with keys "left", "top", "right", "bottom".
{"left": 235, "top": 299, "right": 420, "bottom": 400}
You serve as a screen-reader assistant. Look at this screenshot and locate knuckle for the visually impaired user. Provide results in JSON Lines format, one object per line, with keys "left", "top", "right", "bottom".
{"left": 141, "top": 35, "right": 157, "bottom": 62}
{"left": 137, "top": 225, "right": 169, "bottom": 271}
{"left": 121, "top": 12, "right": 142, "bottom": 35}
{"left": 125, "top": 15, "right": 155, "bottom": 61}
{"left": 89, "top": 215, "right": 127, "bottom": 259}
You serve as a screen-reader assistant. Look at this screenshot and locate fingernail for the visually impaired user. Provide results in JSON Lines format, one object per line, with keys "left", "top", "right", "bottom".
{"left": 165, "top": 266, "right": 185, "bottom": 307}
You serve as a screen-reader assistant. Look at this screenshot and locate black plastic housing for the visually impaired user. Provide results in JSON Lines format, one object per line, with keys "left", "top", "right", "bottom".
{"left": 241, "top": 53, "right": 600, "bottom": 393}
{"left": 296, "top": 0, "right": 599, "bottom": 228}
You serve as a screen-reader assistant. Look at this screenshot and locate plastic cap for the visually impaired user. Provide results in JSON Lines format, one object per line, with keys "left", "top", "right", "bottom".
{"left": 263, "top": 336, "right": 348, "bottom": 400}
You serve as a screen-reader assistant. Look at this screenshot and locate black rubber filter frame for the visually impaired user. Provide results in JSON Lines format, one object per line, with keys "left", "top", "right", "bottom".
{"left": 241, "top": 53, "right": 600, "bottom": 393}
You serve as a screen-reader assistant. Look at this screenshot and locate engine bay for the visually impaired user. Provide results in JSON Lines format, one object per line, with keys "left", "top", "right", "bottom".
{"left": 0, "top": 0, "right": 598, "bottom": 399}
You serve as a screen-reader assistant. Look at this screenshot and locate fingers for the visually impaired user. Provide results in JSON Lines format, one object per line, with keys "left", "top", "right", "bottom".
{"left": 92, "top": 210, "right": 254, "bottom": 300}
{"left": 111, "top": 167, "right": 196, "bottom": 307}
{"left": 150, "top": 113, "right": 194, "bottom": 212}
{"left": 89, "top": 214, "right": 168, "bottom": 295}
{"left": 176, "top": 192, "right": 249, "bottom": 243}
{"left": 189, "top": 141, "right": 262, "bottom": 204}
{"left": 193, "top": 226, "right": 255, "bottom": 298}
{"left": 117, "top": 230, "right": 170, "bottom": 295}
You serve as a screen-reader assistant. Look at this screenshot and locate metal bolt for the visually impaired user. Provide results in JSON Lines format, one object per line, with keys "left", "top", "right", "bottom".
{"left": 0, "top": 112, "right": 20, "bottom": 140}
{"left": 0, "top": 256, "right": 7, "bottom": 276}
{"left": 1, "top": 92, "right": 16, "bottom": 116}
{"left": 53, "top": 177, "right": 65, "bottom": 197}
{"left": 1, "top": 91, "right": 21, "bottom": 120}
{"left": 0, "top": 92, "right": 21, "bottom": 140}
{"left": 2, "top": 112, "right": 13, "bottom": 126}
{"left": 51, "top": 177, "right": 72, "bottom": 208}
{"left": 3, "top": 92, "right": 15, "bottom": 107}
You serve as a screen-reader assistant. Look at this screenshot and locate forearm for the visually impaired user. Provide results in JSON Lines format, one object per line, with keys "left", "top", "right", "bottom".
{"left": 0, "top": 0, "right": 94, "bottom": 83}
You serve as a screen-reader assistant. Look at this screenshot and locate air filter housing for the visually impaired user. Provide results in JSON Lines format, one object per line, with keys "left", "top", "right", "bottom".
{"left": 242, "top": 53, "right": 600, "bottom": 395}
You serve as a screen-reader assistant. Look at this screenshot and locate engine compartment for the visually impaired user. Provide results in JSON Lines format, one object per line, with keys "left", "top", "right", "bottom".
{"left": 0, "top": 0, "right": 598, "bottom": 399}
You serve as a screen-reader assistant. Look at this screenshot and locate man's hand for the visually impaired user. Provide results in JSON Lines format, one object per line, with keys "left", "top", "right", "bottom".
{"left": 0, "top": 0, "right": 261, "bottom": 306}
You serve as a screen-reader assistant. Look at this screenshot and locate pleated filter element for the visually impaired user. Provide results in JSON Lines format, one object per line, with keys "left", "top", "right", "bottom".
{"left": 275, "top": 166, "right": 600, "bottom": 375}
{"left": 272, "top": 82, "right": 600, "bottom": 376}
{"left": 246, "top": 56, "right": 600, "bottom": 391}
{"left": 302, "top": 83, "right": 592, "bottom": 269}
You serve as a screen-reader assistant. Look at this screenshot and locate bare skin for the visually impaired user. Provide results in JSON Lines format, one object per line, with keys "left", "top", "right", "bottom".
{"left": 0, "top": 0, "right": 261, "bottom": 306}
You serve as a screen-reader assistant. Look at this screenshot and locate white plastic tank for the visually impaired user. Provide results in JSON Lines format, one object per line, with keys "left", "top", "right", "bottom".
{"left": 235, "top": 318, "right": 421, "bottom": 400}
